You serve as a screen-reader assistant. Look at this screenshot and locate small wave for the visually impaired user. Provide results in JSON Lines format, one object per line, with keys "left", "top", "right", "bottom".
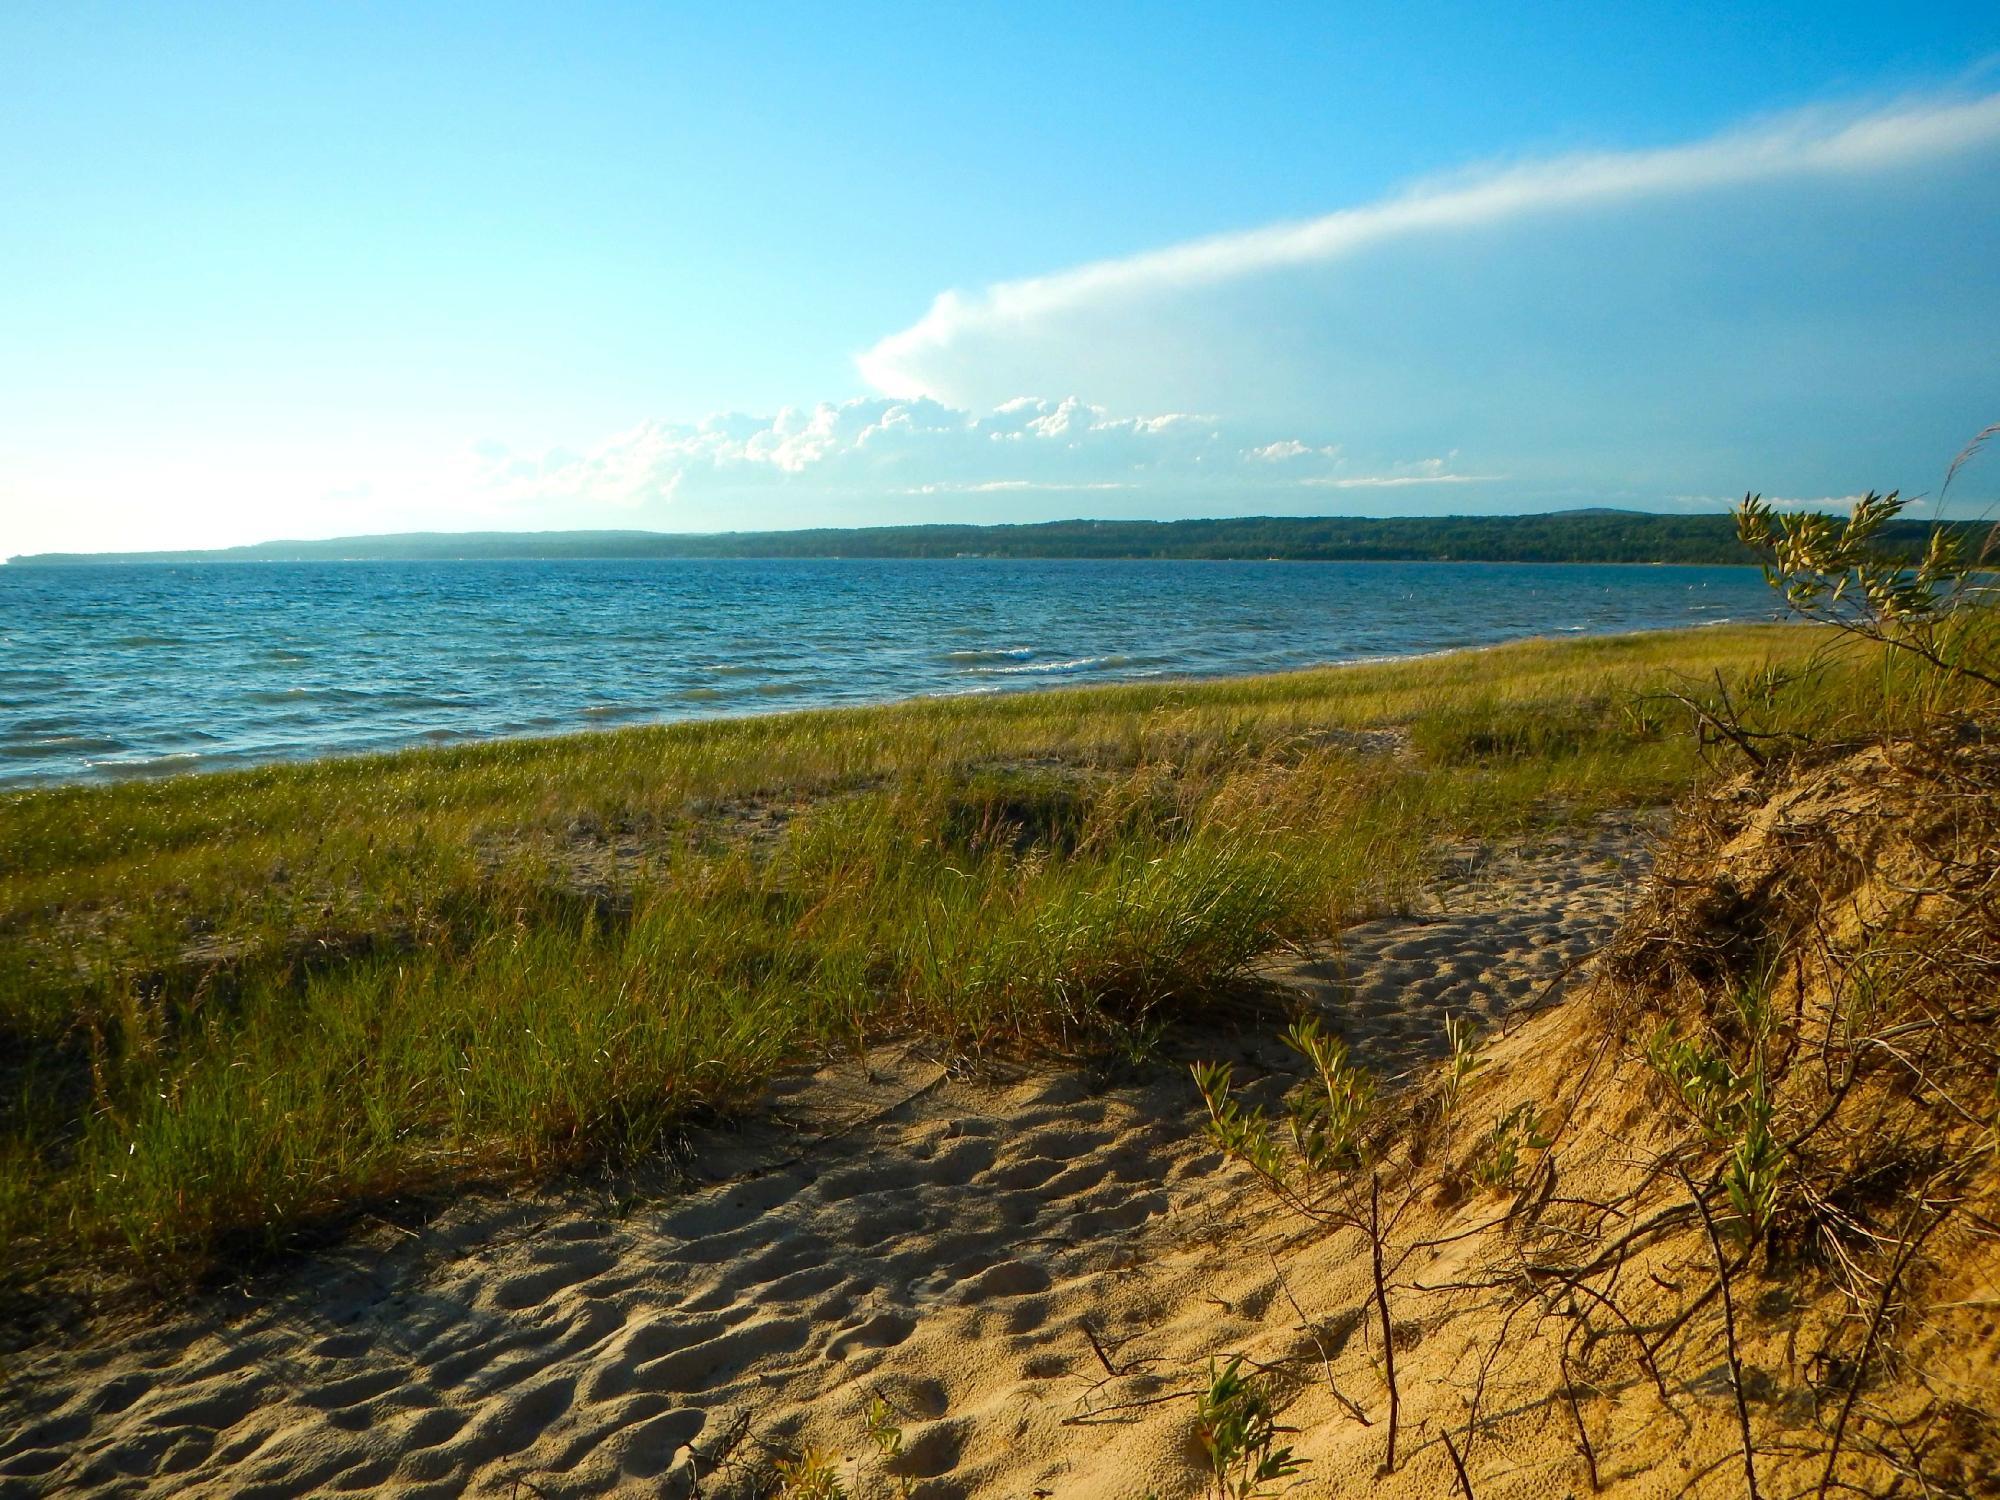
{"left": 971, "top": 654, "right": 1128, "bottom": 677}
{"left": 1, "top": 735, "right": 129, "bottom": 759}
{"left": 678, "top": 687, "right": 726, "bottom": 701}
{"left": 944, "top": 646, "right": 1036, "bottom": 663}
{"left": 95, "top": 751, "right": 202, "bottom": 770}
{"left": 112, "top": 634, "right": 187, "bottom": 647}
{"left": 244, "top": 687, "right": 461, "bottom": 710}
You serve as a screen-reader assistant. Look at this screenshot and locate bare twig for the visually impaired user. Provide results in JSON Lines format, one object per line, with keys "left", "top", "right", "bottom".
{"left": 1080, "top": 1317, "right": 1150, "bottom": 1378}
{"left": 1440, "top": 1425, "right": 1476, "bottom": 1499}
{"left": 1816, "top": 1192, "right": 1951, "bottom": 1500}
{"left": 1369, "top": 1172, "right": 1401, "bottom": 1475}
{"left": 1060, "top": 1387, "right": 1202, "bottom": 1426}
{"left": 1679, "top": 1162, "right": 1760, "bottom": 1500}
{"left": 1560, "top": 1323, "right": 1602, "bottom": 1492}
{"left": 1268, "top": 1250, "right": 1370, "bottom": 1427}
{"left": 1525, "top": 1259, "right": 1671, "bottom": 1403}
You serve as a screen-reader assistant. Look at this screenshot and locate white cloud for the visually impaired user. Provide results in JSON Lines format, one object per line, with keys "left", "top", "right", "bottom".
{"left": 11, "top": 91, "right": 1997, "bottom": 558}
{"left": 1296, "top": 454, "right": 1502, "bottom": 488}
{"left": 465, "top": 396, "right": 1375, "bottom": 520}
{"left": 844, "top": 91, "right": 2000, "bottom": 513}
{"left": 903, "top": 480, "right": 1139, "bottom": 495}
{"left": 858, "top": 93, "right": 2000, "bottom": 401}
{"left": 1303, "top": 473, "right": 1501, "bottom": 489}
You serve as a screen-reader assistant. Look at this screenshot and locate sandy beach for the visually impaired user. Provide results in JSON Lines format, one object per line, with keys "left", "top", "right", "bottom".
{"left": 10, "top": 15, "right": 1997, "bottom": 1491}
{"left": 3, "top": 817, "right": 1652, "bottom": 1497}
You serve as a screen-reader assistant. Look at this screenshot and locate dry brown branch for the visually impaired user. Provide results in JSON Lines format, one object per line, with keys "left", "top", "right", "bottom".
{"left": 1815, "top": 1188, "right": 1953, "bottom": 1500}
{"left": 1559, "top": 1321, "right": 1601, "bottom": 1492}
{"left": 1679, "top": 1162, "right": 1760, "bottom": 1500}
{"left": 1440, "top": 1425, "right": 1476, "bottom": 1499}
{"left": 1368, "top": 1172, "right": 1401, "bottom": 1475}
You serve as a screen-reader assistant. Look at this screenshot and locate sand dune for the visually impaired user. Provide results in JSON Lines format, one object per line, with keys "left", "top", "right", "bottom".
{"left": 2, "top": 817, "right": 1655, "bottom": 1498}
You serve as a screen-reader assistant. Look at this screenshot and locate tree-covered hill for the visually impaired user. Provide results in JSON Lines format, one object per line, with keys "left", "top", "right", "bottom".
{"left": 7, "top": 508, "right": 1962, "bottom": 566}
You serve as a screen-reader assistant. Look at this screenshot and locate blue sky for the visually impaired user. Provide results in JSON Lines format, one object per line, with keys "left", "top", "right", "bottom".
{"left": 3, "top": 3, "right": 1998, "bottom": 554}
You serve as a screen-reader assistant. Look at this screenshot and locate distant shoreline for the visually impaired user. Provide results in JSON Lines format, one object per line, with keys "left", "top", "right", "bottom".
{"left": 6, "top": 552, "right": 1766, "bottom": 569}
{"left": 6, "top": 507, "right": 1931, "bottom": 569}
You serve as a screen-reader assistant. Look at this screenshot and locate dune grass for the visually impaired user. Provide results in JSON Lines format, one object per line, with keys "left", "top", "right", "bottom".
{"left": 0, "top": 620, "right": 1963, "bottom": 1306}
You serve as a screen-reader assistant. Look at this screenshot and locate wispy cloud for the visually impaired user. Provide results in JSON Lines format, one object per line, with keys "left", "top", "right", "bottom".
{"left": 1302, "top": 473, "right": 1502, "bottom": 489}
{"left": 859, "top": 93, "right": 2000, "bottom": 400}
{"left": 902, "top": 480, "right": 1140, "bottom": 494}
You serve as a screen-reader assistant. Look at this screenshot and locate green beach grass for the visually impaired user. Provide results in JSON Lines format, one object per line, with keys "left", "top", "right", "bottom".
{"left": 0, "top": 620, "right": 1967, "bottom": 1310}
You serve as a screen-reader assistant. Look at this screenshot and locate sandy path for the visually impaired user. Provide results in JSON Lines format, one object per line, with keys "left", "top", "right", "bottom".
{"left": 1, "top": 814, "right": 1656, "bottom": 1499}
{"left": 1261, "top": 815, "right": 1654, "bottom": 1079}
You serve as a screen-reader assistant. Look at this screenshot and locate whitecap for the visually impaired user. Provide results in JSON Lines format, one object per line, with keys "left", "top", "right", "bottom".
{"left": 972, "top": 654, "right": 1127, "bottom": 676}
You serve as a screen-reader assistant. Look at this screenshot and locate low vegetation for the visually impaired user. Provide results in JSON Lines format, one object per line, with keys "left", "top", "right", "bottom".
{"left": 0, "top": 616, "right": 1977, "bottom": 1332}
{"left": 1184, "top": 491, "right": 2000, "bottom": 1494}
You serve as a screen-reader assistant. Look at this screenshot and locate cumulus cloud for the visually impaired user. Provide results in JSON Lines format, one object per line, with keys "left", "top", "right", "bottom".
{"left": 461, "top": 395, "right": 1495, "bottom": 527}
{"left": 1248, "top": 439, "right": 1344, "bottom": 463}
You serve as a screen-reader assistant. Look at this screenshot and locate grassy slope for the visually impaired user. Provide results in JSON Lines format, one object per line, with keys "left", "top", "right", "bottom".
{"left": 0, "top": 622, "right": 1933, "bottom": 1303}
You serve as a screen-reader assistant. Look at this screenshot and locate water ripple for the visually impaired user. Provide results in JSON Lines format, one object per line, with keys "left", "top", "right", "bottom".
{"left": 0, "top": 558, "right": 1779, "bottom": 786}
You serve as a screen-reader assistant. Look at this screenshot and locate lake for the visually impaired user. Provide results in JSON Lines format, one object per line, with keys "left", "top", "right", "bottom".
{"left": 0, "top": 558, "right": 1782, "bottom": 786}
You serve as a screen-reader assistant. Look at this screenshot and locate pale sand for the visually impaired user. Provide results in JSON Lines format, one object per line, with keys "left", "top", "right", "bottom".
{"left": 1, "top": 815, "right": 1660, "bottom": 1498}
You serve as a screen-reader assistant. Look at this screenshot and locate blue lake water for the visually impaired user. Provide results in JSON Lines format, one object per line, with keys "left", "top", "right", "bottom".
{"left": 0, "top": 559, "right": 1783, "bottom": 787}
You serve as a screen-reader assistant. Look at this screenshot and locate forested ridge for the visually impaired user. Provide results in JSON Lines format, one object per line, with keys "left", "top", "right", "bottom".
{"left": 10, "top": 508, "right": 1960, "bottom": 566}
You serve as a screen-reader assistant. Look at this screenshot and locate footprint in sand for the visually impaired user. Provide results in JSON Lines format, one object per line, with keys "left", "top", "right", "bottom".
{"left": 827, "top": 1310, "right": 917, "bottom": 1361}
{"left": 892, "top": 1417, "right": 971, "bottom": 1481}
{"left": 612, "top": 1405, "right": 707, "bottom": 1478}
{"left": 959, "top": 1259, "right": 1052, "bottom": 1302}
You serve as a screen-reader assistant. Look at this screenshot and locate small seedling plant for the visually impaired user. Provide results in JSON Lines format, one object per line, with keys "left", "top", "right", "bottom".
{"left": 1439, "top": 1012, "right": 1485, "bottom": 1125}
{"left": 1472, "top": 1101, "right": 1552, "bottom": 1190}
{"left": 1193, "top": 1015, "right": 1415, "bottom": 1473}
{"left": 1643, "top": 982, "right": 1787, "bottom": 1242}
{"left": 772, "top": 1446, "right": 846, "bottom": 1500}
{"left": 862, "top": 1395, "right": 913, "bottom": 1500}
{"left": 1192, "top": 1016, "right": 1374, "bottom": 1214}
{"left": 1195, "top": 1355, "right": 1305, "bottom": 1499}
